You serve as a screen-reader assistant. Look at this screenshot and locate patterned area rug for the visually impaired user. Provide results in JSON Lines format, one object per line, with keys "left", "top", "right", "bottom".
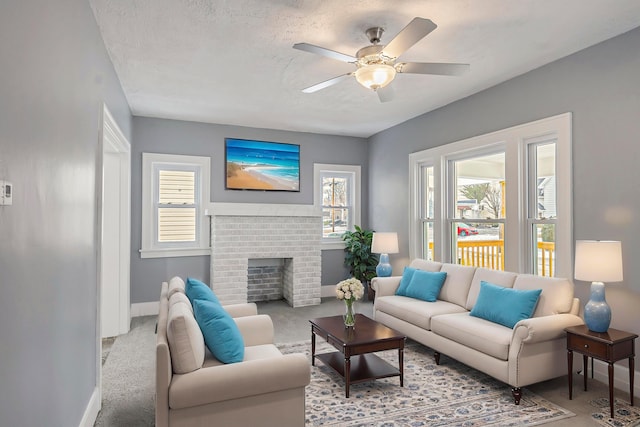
{"left": 279, "top": 340, "right": 575, "bottom": 427}
{"left": 590, "top": 397, "right": 640, "bottom": 427}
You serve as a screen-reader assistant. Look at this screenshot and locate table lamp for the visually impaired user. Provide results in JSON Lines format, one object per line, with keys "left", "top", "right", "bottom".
{"left": 371, "top": 232, "right": 399, "bottom": 277}
{"left": 574, "top": 240, "right": 623, "bottom": 333}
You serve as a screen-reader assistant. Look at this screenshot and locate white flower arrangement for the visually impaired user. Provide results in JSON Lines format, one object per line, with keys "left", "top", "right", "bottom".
{"left": 335, "top": 277, "right": 365, "bottom": 303}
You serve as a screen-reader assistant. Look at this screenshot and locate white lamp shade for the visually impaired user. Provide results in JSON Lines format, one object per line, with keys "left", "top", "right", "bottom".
{"left": 574, "top": 240, "right": 623, "bottom": 282}
{"left": 371, "top": 232, "right": 399, "bottom": 254}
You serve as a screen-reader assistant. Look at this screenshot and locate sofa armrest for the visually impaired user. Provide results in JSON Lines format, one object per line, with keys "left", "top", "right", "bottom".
{"left": 371, "top": 276, "right": 401, "bottom": 297}
{"left": 512, "top": 313, "right": 585, "bottom": 344}
{"left": 169, "top": 353, "right": 310, "bottom": 409}
{"left": 223, "top": 303, "right": 258, "bottom": 318}
{"left": 234, "top": 314, "right": 275, "bottom": 346}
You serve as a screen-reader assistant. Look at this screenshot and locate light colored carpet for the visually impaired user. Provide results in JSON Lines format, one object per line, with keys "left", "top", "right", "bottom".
{"left": 281, "top": 340, "right": 575, "bottom": 426}
{"left": 95, "top": 316, "right": 155, "bottom": 426}
{"left": 95, "top": 300, "right": 640, "bottom": 426}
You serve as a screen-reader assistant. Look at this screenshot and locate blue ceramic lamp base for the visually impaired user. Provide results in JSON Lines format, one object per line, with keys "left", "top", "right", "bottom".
{"left": 376, "top": 253, "right": 392, "bottom": 277}
{"left": 584, "top": 281, "right": 611, "bottom": 333}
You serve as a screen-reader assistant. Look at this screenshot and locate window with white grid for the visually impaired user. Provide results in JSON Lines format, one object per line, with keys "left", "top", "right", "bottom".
{"left": 141, "top": 153, "right": 210, "bottom": 258}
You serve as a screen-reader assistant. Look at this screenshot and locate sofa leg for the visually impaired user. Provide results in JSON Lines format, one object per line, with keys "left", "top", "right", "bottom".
{"left": 434, "top": 352, "right": 440, "bottom": 365}
{"left": 511, "top": 387, "right": 522, "bottom": 405}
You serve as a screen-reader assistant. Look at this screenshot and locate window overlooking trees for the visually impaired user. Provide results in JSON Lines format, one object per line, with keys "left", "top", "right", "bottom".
{"left": 314, "top": 164, "right": 361, "bottom": 248}
{"left": 410, "top": 113, "right": 572, "bottom": 277}
{"left": 448, "top": 152, "right": 506, "bottom": 271}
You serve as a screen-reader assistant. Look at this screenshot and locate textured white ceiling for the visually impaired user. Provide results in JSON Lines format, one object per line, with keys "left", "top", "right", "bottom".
{"left": 89, "top": 0, "right": 640, "bottom": 137}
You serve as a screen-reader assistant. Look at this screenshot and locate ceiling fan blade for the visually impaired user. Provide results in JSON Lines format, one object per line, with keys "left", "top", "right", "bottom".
{"left": 382, "top": 18, "right": 437, "bottom": 59}
{"left": 377, "top": 85, "right": 395, "bottom": 103}
{"left": 302, "top": 73, "right": 353, "bottom": 93}
{"left": 293, "top": 43, "right": 356, "bottom": 63}
{"left": 398, "top": 62, "right": 470, "bottom": 76}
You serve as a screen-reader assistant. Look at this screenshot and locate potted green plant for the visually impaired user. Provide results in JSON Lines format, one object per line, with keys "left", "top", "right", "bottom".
{"left": 342, "top": 225, "right": 379, "bottom": 300}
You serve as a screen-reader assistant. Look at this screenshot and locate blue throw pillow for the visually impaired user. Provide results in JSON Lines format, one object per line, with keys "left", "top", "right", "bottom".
{"left": 193, "top": 299, "right": 244, "bottom": 363}
{"left": 395, "top": 267, "right": 418, "bottom": 296}
{"left": 185, "top": 277, "right": 220, "bottom": 305}
{"left": 470, "top": 281, "right": 542, "bottom": 328}
{"left": 404, "top": 270, "right": 448, "bottom": 302}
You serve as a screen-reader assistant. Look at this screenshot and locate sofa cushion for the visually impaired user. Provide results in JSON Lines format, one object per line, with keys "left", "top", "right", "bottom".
{"left": 404, "top": 270, "right": 447, "bottom": 302}
{"left": 470, "top": 281, "right": 542, "bottom": 328}
{"left": 409, "top": 259, "right": 443, "bottom": 272}
{"left": 512, "top": 274, "right": 574, "bottom": 316}
{"left": 185, "top": 277, "right": 220, "bottom": 305}
{"left": 202, "top": 344, "right": 282, "bottom": 368}
{"left": 166, "top": 300, "right": 205, "bottom": 374}
{"left": 168, "top": 276, "right": 186, "bottom": 298}
{"left": 169, "top": 292, "right": 193, "bottom": 313}
{"left": 465, "top": 268, "right": 518, "bottom": 310}
{"left": 431, "top": 312, "right": 513, "bottom": 360}
{"left": 396, "top": 267, "right": 417, "bottom": 296}
{"left": 438, "top": 264, "right": 476, "bottom": 307}
{"left": 375, "top": 295, "right": 467, "bottom": 330}
{"left": 193, "top": 299, "right": 244, "bottom": 364}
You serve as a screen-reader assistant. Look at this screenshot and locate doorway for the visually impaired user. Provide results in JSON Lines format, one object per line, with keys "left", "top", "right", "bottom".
{"left": 99, "top": 105, "right": 131, "bottom": 338}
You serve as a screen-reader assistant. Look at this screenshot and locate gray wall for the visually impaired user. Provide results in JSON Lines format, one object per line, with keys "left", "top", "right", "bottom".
{"left": 0, "top": 1, "right": 132, "bottom": 426}
{"left": 369, "top": 26, "right": 640, "bottom": 364}
{"left": 131, "top": 117, "right": 368, "bottom": 303}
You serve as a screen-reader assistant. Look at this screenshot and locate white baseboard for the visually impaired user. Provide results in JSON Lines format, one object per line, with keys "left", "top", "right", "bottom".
{"left": 583, "top": 358, "right": 640, "bottom": 398}
{"left": 131, "top": 301, "right": 159, "bottom": 317}
{"left": 79, "top": 387, "right": 100, "bottom": 427}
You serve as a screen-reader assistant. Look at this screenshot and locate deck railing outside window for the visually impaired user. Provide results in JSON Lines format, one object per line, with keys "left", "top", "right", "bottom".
{"left": 429, "top": 240, "right": 555, "bottom": 276}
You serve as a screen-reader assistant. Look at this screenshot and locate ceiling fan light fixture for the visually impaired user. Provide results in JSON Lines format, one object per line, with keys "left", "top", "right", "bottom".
{"left": 355, "top": 64, "right": 396, "bottom": 91}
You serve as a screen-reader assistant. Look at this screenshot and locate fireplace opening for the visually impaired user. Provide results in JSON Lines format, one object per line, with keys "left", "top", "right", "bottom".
{"left": 247, "top": 258, "right": 293, "bottom": 303}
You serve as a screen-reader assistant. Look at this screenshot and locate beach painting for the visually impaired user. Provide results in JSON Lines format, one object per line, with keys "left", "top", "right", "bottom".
{"left": 225, "top": 138, "right": 300, "bottom": 191}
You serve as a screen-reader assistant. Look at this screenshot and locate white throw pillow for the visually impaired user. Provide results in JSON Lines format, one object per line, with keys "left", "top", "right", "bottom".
{"left": 166, "top": 301, "right": 205, "bottom": 374}
{"left": 168, "top": 276, "right": 186, "bottom": 298}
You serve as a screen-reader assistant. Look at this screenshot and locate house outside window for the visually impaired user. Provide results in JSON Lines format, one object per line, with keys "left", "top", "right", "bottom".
{"left": 141, "top": 153, "right": 211, "bottom": 258}
{"left": 314, "top": 164, "right": 361, "bottom": 249}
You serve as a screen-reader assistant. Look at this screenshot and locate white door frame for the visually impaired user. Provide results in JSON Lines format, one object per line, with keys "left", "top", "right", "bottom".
{"left": 94, "top": 104, "right": 131, "bottom": 414}
{"left": 99, "top": 105, "right": 131, "bottom": 337}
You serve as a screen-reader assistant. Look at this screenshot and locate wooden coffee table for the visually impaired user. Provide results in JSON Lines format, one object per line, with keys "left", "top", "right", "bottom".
{"left": 309, "top": 314, "right": 406, "bottom": 397}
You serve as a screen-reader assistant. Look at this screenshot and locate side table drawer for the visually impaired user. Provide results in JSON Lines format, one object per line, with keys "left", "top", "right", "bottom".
{"left": 567, "top": 334, "right": 607, "bottom": 358}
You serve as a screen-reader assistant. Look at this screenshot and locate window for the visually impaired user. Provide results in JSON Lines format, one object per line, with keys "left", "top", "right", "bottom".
{"left": 314, "top": 164, "right": 361, "bottom": 249}
{"left": 527, "top": 141, "right": 557, "bottom": 276}
{"left": 409, "top": 113, "right": 572, "bottom": 277}
{"left": 418, "top": 165, "right": 435, "bottom": 260}
{"left": 448, "top": 151, "right": 506, "bottom": 270}
{"left": 141, "top": 153, "right": 210, "bottom": 258}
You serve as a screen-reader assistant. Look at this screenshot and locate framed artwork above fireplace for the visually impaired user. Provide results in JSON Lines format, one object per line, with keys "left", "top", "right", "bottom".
{"left": 225, "top": 138, "right": 300, "bottom": 192}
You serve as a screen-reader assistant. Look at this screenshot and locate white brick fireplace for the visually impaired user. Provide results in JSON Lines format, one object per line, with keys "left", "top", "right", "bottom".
{"left": 207, "top": 203, "right": 322, "bottom": 307}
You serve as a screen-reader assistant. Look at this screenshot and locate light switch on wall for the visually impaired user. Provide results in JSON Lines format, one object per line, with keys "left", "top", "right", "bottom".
{"left": 0, "top": 180, "right": 13, "bottom": 205}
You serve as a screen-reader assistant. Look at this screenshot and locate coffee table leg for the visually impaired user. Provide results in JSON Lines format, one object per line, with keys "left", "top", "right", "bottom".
{"left": 344, "top": 356, "right": 351, "bottom": 398}
{"left": 399, "top": 347, "right": 404, "bottom": 387}
{"left": 630, "top": 356, "right": 635, "bottom": 406}
{"left": 311, "top": 330, "right": 316, "bottom": 366}
{"left": 567, "top": 349, "right": 573, "bottom": 400}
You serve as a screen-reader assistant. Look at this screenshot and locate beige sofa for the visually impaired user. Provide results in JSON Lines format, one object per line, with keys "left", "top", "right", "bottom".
{"left": 371, "top": 259, "right": 584, "bottom": 404}
{"left": 156, "top": 280, "right": 310, "bottom": 427}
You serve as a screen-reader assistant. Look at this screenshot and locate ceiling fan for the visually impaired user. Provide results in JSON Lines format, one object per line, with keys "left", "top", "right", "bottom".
{"left": 293, "top": 17, "right": 470, "bottom": 102}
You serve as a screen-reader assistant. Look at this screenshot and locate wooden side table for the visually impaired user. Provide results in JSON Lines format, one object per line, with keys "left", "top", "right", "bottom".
{"left": 565, "top": 325, "right": 637, "bottom": 418}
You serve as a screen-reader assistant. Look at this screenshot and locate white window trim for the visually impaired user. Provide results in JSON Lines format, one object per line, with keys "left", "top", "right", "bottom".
{"left": 141, "top": 153, "right": 211, "bottom": 258}
{"left": 409, "top": 113, "right": 572, "bottom": 277}
{"left": 314, "top": 163, "right": 361, "bottom": 250}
